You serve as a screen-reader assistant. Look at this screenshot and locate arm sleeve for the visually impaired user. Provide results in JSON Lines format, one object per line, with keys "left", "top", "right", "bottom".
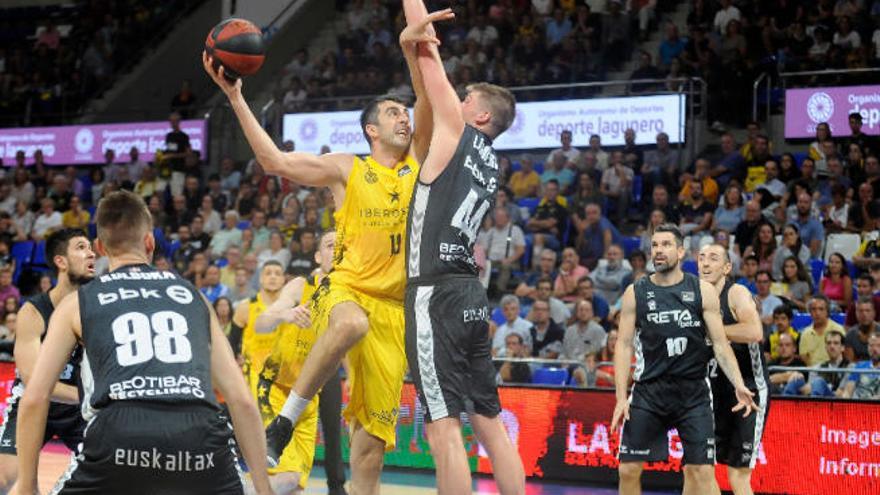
{"left": 228, "top": 322, "right": 244, "bottom": 356}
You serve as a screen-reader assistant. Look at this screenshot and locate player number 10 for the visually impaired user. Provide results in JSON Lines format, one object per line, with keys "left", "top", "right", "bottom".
{"left": 665, "top": 337, "right": 688, "bottom": 357}
{"left": 112, "top": 311, "right": 193, "bottom": 366}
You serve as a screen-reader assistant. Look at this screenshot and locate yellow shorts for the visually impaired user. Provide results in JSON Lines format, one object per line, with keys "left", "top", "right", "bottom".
{"left": 257, "top": 362, "right": 318, "bottom": 487}
{"left": 312, "top": 282, "right": 406, "bottom": 451}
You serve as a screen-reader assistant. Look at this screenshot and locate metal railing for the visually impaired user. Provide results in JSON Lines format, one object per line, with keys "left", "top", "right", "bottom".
{"left": 752, "top": 68, "right": 880, "bottom": 124}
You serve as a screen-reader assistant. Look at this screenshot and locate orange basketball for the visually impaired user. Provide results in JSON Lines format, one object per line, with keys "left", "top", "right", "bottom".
{"left": 205, "top": 18, "right": 265, "bottom": 79}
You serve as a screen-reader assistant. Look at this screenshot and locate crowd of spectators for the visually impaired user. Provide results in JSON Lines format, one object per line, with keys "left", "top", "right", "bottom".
{"left": 0, "top": 0, "right": 201, "bottom": 126}
{"left": 278, "top": 0, "right": 880, "bottom": 127}
{"left": 474, "top": 112, "right": 879, "bottom": 397}
{"left": 277, "top": 0, "right": 683, "bottom": 113}
{"left": 0, "top": 108, "right": 878, "bottom": 396}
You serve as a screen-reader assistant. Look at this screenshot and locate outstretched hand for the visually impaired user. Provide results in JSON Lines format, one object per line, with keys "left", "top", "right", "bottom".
{"left": 731, "top": 385, "right": 758, "bottom": 418}
{"left": 399, "top": 8, "right": 455, "bottom": 49}
{"left": 202, "top": 50, "right": 242, "bottom": 97}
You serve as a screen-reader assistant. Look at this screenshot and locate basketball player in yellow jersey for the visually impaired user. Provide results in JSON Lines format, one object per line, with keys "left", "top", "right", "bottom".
{"left": 205, "top": 25, "right": 434, "bottom": 492}
{"left": 231, "top": 260, "right": 286, "bottom": 397}
{"left": 240, "top": 231, "right": 336, "bottom": 495}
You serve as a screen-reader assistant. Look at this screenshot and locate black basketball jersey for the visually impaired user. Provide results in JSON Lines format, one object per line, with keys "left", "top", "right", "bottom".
{"left": 12, "top": 292, "right": 82, "bottom": 390}
{"left": 714, "top": 280, "right": 769, "bottom": 392}
{"left": 633, "top": 273, "right": 711, "bottom": 382}
{"left": 407, "top": 125, "right": 499, "bottom": 282}
{"left": 78, "top": 264, "right": 217, "bottom": 417}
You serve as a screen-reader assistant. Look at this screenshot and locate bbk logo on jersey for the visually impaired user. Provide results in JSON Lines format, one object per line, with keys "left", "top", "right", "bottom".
{"left": 646, "top": 309, "right": 702, "bottom": 328}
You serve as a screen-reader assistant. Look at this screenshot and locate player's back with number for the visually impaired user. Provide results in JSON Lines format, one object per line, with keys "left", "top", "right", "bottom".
{"left": 79, "top": 266, "right": 215, "bottom": 411}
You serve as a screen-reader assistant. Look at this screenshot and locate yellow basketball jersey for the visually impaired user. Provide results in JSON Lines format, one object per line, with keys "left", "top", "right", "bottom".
{"left": 330, "top": 154, "right": 418, "bottom": 301}
{"left": 241, "top": 293, "right": 277, "bottom": 391}
{"left": 263, "top": 276, "right": 321, "bottom": 391}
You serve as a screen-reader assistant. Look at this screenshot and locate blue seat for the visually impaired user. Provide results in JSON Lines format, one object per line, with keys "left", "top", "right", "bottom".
{"left": 793, "top": 152, "right": 808, "bottom": 168}
{"left": 632, "top": 174, "right": 643, "bottom": 204}
{"left": 166, "top": 240, "right": 181, "bottom": 259}
{"left": 491, "top": 306, "right": 506, "bottom": 326}
{"left": 11, "top": 241, "right": 35, "bottom": 283}
{"left": 516, "top": 198, "right": 541, "bottom": 217}
{"left": 32, "top": 240, "right": 47, "bottom": 267}
{"left": 792, "top": 313, "right": 812, "bottom": 331}
{"left": 810, "top": 259, "right": 824, "bottom": 291}
{"left": 682, "top": 259, "right": 698, "bottom": 275}
{"left": 88, "top": 223, "right": 97, "bottom": 239}
{"left": 237, "top": 220, "right": 251, "bottom": 230}
{"left": 622, "top": 236, "right": 641, "bottom": 257}
{"left": 522, "top": 233, "right": 533, "bottom": 269}
{"left": 830, "top": 312, "right": 846, "bottom": 326}
{"left": 533, "top": 162, "right": 544, "bottom": 175}
{"left": 153, "top": 228, "right": 167, "bottom": 254}
{"left": 532, "top": 367, "right": 569, "bottom": 386}
{"left": 11, "top": 241, "right": 34, "bottom": 265}
{"left": 87, "top": 205, "right": 97, "bottom": 219}
{"left": 216, "top": 258, "right": 229, "bottom": 268}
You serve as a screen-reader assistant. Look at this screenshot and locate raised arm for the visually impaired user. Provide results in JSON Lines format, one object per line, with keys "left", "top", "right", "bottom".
{"left": 203, "top": 294, "right": 273, "bottom": 495}
{"left": 13, "top": 302, "right": 79, "bottom": 404}
{"left": 254, "top": 277, "right": 308, "bottom": 334}
{"left": 202, "top": 52, "right": 351, "bottom": 196}
{"left": 400, "top": 3, "right": 463, "bottom": 183}
{"left": 701, "top": 280, "right": 757, "bottom": 416}
{"left": 400, "top": 0, "right": 434, "bottom": 164}
{"left": 725, "top": 284, "right": 764, "bottom": 343}
{"left": 16, "top": 293, "right": 81, "bottom": 495}
{"left": 610, "top": 285, "right": 636, "bottom": 431}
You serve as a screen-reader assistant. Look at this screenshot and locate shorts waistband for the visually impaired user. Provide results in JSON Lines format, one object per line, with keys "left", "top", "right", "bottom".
{"left": 407, "top": 274, "right": 477, "bottom": 287}
{"left": 107, "top": 400, "right": 219, "bottom": 414}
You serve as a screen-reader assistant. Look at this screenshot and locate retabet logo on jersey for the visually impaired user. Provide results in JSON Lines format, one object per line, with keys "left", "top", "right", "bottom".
{"left": 646, "top": 309, "right": 702, "bottom": 328}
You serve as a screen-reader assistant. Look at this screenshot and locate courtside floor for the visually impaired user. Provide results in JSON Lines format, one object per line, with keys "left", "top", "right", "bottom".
{"left": 38, "top": 443, "right": 676, "bottom": 494}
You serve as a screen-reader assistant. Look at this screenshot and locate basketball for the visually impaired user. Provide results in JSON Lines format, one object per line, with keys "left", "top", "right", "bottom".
{"left": 205, "top": 18, "right": 265, "bottom": 80}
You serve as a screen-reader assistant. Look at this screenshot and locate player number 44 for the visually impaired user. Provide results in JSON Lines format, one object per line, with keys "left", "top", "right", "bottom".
{"left": 451, "top": 189, "right": 490, "bottom": 245}
{"left": 113, "top": 311, "right": 193, "bottom": 366}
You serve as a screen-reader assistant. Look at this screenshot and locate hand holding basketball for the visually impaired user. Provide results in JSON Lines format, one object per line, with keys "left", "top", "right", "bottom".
{"left": 203, "top": 50, "right": 241, "bottom": 96}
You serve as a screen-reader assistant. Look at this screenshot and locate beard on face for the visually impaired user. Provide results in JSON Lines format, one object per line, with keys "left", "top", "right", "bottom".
{"left": 68, "top": 270, "right": 95, "bottom": 286}
{"left": 654, "top": 256, "right": 679, "bottom": 273}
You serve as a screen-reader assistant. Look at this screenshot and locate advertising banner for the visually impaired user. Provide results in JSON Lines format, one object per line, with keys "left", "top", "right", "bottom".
{"left": 785, "top": 85, "right": 880, "bottom": 139}
{"left": 0, "top": 362, "right": 15, "bottom": 417}
{"left": 282, "top": 94, "right": 686, "bottom": 154}
{"left": 310, "top": 384, "right": 879, "bottom": 494}
{"left": 0, "top": 120, "right": 207, "bottom": 166}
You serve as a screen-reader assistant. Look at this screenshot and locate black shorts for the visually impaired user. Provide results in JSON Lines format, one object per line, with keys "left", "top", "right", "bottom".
{"left": 52, "top": 402, "right": 244, "bottom": 495}
{"left": 619, "top": 377, "right": 715, "bottom": 465}
{"left": 712, "top": 377, "right": 770, "bottom": 469}
{"left": 0, "top": 382, "right": 85, "bottom": 455}
{"left": 405, "top": 277, "right": 500, "bottom": 423}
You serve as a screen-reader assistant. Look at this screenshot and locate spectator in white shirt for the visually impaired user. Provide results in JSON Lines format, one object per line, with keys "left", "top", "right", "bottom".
{"left": 127, "top": 146, "right": 148, "bottom": 183}
{"left": 713, "top": 0, "right": 741, "bottom": 34}
{"left": 257, "top": 230, "right": 292, "bottom": 269}
{"left": 467, "top": 13, "right": 499, "bottom": 48}
{"left": 32, "top": 198, "right": 63, "bottom": 240}
{"left": 198, "top": 194, "right": 222, "bottom": 235}
{"left": 546, "top": 130, "right": 582, "bottom": 169}
{"left": 756, "top": 270, "right": 784, "bottom": 325}
{"left": 833, "top": 16, "right": 861, "bottom": 50}
{"left": 492, "top": 295, "right": 534, "bottom": 356}
{"left": 588, "top": 134, "right": 609, "bottom": 171}
{"left": 478, "top": 207, "right": 526, "bottom": 296}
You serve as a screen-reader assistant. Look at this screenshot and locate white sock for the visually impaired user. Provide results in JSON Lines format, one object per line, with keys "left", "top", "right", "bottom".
{"left": 279, "top": 392, "right": 310, "bottom": 423}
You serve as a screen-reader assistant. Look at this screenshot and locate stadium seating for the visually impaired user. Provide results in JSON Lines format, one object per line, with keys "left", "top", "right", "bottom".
{"left": 532, "top": 367, "right": 569, "bottom": 386}
{"left": 791, "top": 313, "right": 812, "bottom": 331}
